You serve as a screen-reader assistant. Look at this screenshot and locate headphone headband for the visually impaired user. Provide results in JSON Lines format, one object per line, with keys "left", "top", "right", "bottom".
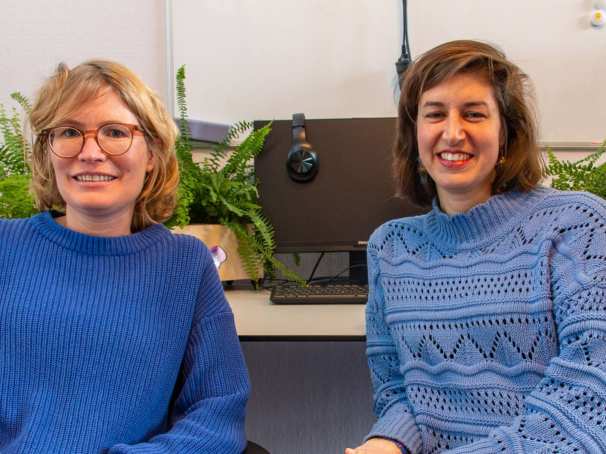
{"left": 292, "top": 113, "right": 306, "bottom": 128}
{"left": 292, "top": 113, "right": 307, "bottom": 143}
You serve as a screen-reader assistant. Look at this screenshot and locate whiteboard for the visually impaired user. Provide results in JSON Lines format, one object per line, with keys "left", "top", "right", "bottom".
{"left": 171, "top": 0, "right": 606, "bottom": 144}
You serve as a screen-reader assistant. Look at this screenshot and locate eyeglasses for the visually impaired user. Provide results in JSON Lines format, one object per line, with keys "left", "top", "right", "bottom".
{"left": 45, "top": 123, "right": 145, "bottom": 158}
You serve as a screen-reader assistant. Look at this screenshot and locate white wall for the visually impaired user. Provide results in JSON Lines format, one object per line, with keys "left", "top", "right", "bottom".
{"left": 172, "top": 0, "right": 403, "bottom": 125}
{"left": 2, "top": 1, "right": 603, "bottom": 150}
{"left": 0, "top": 0, "right": 606, "bottom": 142}
{"left": 0, "top": 0, "right": 166, "bottom": 107}
{"left": 172, "top": 0, "right": 606, "bottom": 145}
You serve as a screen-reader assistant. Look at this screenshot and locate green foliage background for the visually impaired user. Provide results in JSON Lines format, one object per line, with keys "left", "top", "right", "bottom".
{"left": 0, "top": 174, "right": 36, "bottom": 218}
{"left": 0, "top": 93, "right": 37, "bottom": 218}
{"left": 547, "top": 140, "right": 606, "bottom": 200}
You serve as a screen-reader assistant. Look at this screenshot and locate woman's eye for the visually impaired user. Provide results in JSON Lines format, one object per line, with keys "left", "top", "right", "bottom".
{"left": 102, "top": 125, "right": 129, "bottom": 138}
{"left": 465, "top": 111, "right": 486, "bottom": 120}
{"left": 424, "top": 111, "right": 445, "bottom": 120}
{"left": 61, "top": 128, "right": 81, "bottom": 138}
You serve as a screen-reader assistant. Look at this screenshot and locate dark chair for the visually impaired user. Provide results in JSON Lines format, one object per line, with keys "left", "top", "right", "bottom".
{"left": 244, "top": 440, "right": 270, "bottom": 454}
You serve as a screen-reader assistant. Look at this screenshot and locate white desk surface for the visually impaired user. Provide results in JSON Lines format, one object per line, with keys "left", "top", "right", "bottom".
{"left": 225, "top": 289, "right": 366, "bottom": 339}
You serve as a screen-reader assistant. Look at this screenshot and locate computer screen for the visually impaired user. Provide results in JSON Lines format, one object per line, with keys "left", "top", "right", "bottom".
{"left": 254, "top": 117, "right": 424, "bottom": 256}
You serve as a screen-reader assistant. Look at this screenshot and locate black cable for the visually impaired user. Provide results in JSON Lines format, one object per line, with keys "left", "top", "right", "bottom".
{"left": 309, "top": 263, "right": 368, "bottom": 286}
{"left": 307, "top": 252, "right": 325, "bottom": 284}
{"left": 260, "top": 252, "right": 326, "bottom": 289}
{"left": 265, "top": 256, "right": 368, "bottom": 288}
{"left": 395, "top": 0, "right": 411, "bottom": 81}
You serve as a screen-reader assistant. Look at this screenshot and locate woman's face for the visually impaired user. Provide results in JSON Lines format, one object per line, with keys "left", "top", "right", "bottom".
{"left": 50, "top": 87, "right": 154, "bottom": 231}
{"left": 416, "top": 72, "right": 501, "bottom": 213}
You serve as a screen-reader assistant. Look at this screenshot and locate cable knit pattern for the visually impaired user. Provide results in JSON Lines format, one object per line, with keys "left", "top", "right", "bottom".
{"left": 364, "top": 187, "right": 606, "bottom": 453}
{"left": 0, "top": 212, "right": 250, "bottom": 454}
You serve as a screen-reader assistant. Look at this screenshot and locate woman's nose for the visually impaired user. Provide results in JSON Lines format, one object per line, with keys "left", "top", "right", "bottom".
{"left": 78, "top": 133, "right": 106, "bottom": 161}
{"left": 442, "top": 115, "right": 466, "bottom": 145}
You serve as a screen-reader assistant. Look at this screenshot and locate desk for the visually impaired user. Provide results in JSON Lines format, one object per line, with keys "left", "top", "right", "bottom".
{"left": 225, "top": 289, "right": 366, "bottom": 340}
{"left": 226, "top": 289, "right": 374, "bottom": 453}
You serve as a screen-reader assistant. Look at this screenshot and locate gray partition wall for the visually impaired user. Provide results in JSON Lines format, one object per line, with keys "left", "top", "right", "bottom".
{"left": 242, "top": 341, "right": 376, "bottom": 454}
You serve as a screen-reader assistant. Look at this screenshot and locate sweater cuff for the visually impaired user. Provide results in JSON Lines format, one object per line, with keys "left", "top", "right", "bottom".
{"left": 375, "top": 437, "right": 411, "bottom": 453}
{"left": 364, "top": 402, "right": 422, "bottom": 453}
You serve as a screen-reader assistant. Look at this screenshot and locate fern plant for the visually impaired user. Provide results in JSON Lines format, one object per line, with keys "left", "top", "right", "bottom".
{"left": 0, "top": 92, "right": 32, "bottom": 178}
{"left": 547, "top": 140, "right": 606, "bottom": 200}
{"left": 0, "top": 92, "right": 37, "bottom": 218}
{"left": 169, "top": 66, "right": 303, "bottom": 284}
{"left": 170, "top": 66, "right": 199, "bottom": 227}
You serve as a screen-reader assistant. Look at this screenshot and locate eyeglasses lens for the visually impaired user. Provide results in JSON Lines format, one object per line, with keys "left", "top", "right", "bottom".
{"left": 98, "top": 124, "right": 132, "bottom": 155}
{"left": 50, "top": 124, "right": 133, "bottom": 157}
{"left": 50, "top": 127, "right": 81, "bottom": 157}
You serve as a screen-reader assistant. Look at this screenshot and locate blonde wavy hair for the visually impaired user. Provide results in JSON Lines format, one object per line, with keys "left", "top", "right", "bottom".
{"left": 29, "top": 60, "right": 179, "bottom": 231}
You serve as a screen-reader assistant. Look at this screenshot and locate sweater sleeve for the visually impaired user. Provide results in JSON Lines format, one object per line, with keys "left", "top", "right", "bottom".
{"left": 446, "top": 196, "right": 606, "bottom": 453}
{"left": 364, "top": 232, "right": 423, "bottom": 453}
{"left": 109, "top": 246, "right": 250, "bottom": 454}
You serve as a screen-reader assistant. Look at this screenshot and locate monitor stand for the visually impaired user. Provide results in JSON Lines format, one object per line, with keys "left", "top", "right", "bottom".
{"left": 348, "top": 251, "right": 368, "bottom": 286}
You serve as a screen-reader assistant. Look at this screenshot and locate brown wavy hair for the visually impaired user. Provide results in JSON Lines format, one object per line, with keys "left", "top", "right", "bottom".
{"left": 394, "top": 40, "right": 545, "bottom": 206}
{"left": 29, "top": 60, "right": 179, "bottom": 231}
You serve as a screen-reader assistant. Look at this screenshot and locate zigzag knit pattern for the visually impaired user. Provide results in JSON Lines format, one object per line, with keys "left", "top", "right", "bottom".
{"left": 0, "top": 212, "right": 250, "bottom": 453}
{"left": 365, "top": 187, "right": 606, "bottom": 453}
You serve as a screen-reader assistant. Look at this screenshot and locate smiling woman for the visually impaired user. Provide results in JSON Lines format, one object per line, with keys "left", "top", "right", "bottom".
{"left": 44, "top": 89, "right": 154, "bottom": 236}
{"left": 0, "top": 61, "right": 250, "bottom": 453}
{"left": 30, "top": 61, "right": 178, "bottom": 234}
{"left": 346, "top": 41, "right": 606, "bottom": 454}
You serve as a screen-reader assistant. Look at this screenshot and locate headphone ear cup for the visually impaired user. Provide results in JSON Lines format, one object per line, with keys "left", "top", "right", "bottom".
{"left": 286, "top": 143, "right": 319, "bottom": 182}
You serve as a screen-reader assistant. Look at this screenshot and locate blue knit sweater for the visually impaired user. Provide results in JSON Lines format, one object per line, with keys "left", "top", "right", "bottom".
{"left": 0, "top": 212, "right": 250, "bottom": 453}
{"left": 365, "top": 187, "right": 606, "bottom": 453}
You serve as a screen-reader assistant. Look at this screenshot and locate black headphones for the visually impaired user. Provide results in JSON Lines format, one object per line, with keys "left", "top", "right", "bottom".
{"left": 286, "top": 113, "right": 319, "bottom": 183}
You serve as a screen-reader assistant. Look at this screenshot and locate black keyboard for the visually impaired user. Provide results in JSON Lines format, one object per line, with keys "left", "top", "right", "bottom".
{"left": 270, "top": 283, "right": 368, "bottom": 305}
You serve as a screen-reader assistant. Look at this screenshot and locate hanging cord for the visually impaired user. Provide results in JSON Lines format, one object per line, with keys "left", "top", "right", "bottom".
{"left": 395, "top": 0, "right": 412, "bottom": 82}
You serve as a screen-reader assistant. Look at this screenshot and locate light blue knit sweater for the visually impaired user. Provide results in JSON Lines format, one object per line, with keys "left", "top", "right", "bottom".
{"left": 0, "top": 212, "right": 250, "bottom": 453}
{"left": 365, "top": 187, "right": 606, "bottom": 453}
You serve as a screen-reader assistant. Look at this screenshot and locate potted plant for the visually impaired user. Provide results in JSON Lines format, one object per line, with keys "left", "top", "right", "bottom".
{"left": 0, "top": 92, "right": 37, "bottom": 219}
{"left": 547, "top": 140, "right": 606, "bottom": 199}
{"left": 168, "top": 66, "right": 302, "bottom": 285}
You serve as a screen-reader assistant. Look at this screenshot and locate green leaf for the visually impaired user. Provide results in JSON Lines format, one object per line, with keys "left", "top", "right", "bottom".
{"left": 0, "top": 94, "right": 31, "bottom": 178}
{"left": 547, "top": 140, "right": 606, "bottom": 199}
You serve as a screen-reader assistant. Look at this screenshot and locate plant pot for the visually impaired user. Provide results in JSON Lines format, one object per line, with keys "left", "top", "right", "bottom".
{"left": 172, "top": 224, "right": 263, "bottom": 281}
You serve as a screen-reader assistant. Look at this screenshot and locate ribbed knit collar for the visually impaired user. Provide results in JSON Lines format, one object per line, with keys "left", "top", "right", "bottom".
{"left": 424, "top": 187, "right": 552, "bottom": 247}
{"left": 29, "top": 211, "right": 171, "bottom": 256}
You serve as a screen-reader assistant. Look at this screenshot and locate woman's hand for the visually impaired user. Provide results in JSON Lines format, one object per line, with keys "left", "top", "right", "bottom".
{"left": 344, "top": 438, "right": 403, "bottom": 454}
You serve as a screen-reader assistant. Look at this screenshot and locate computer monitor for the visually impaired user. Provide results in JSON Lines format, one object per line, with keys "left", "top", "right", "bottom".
{"left": 254, "top": 117, "right": 424, "bottom": 283}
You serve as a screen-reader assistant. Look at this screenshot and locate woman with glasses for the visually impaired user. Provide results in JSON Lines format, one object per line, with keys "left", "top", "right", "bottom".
{"left": 0, "top": 61, "right": 250, "bottom": 453}
{"left": 346, "top": 40, "right": 606, "bottom": 453}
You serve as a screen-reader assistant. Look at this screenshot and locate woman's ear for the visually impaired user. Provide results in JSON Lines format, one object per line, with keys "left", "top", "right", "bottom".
{"left": 145, "top": 140, "right": 160, "bottom": 172}
{"left": 146, "top": 151, "right": 155, "bottom": 172}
